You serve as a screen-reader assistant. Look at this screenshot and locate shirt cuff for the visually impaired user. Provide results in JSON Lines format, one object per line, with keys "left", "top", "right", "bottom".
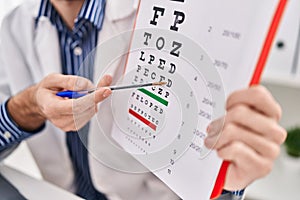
{"left": 0, "top": 99, "right": 45, "bottom": 149}
{"left": 221, "top": 189, "right": 245, "bottom": 200}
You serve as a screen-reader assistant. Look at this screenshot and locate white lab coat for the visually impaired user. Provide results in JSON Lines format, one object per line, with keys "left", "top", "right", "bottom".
{"left": 0, "top": 0, "right": 179, "bottom": 199}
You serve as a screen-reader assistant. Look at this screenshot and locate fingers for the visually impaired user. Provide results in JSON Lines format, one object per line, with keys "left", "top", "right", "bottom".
{"left": 42, "top": 73, "right": 94, "bottom": 91}
{"left": 226, "top": 85, "right": 282, "bottom": 121}
{"left": 206, "top": 105, "right": 286, "bottom": 149}
{"left": 36, "top": 74, "right": 114, "bottom": 132}
{"left": 61, "top": 75, "right": 113, "bottom": 130}
{"left": 92, "top": 75, "right": 113, "bottom": 103}
{"left": 218, "top": 142, "right": 272, "bottom": 176}
{"left": 72, "top": 106, "right": 96, "bottom": 131}
{"left": 204, "top": 86, "right": 287, "bottom": 190}
{"left": 50, "top": 106, "right": 96, "bottom": 131}
{"left": 73, "top": 93, "right": 97, "bottom": 113}
{"left": 44, "top": 95, "right": 97, "bottom": 131}
{"left": 97, "top": 74, "right": 112, "bottom": 88}
{"left": 73, "top": 76, "right": 95, "bottom": 91}
{"left": 54, "top": 87, "right": 109, "bottom": 116}
{"left": 206, "top": 117, "right": 225, "bottom": 137}
{"left": 205, "top": 123, "right": 281, "bottom": 160}
{"left": 218, "top": 141, "right": 273, "bottom": 190}
{"left": 42, "top": 73, "right": 112, "bottom": 111}
{"left": 225, "top": 105, "right": 286, "bottom": 144}
{"left": 92, "top": 87, "right": 111, "bottom": 104}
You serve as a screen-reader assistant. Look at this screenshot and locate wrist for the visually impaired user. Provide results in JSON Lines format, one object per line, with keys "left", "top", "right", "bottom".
{"left": 7, "top": 85, "right": 46, "bottom": 132}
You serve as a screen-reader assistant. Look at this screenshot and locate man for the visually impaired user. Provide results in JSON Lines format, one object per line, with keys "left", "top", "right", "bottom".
{"left": 0, "top": 0, "right": 286, "bottom": 200}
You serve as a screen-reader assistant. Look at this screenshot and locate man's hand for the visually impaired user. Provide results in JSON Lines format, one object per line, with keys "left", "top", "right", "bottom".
{"left": 205, "top": 85, "right": 287, "bottom": 191}
{"left": 8, "top": 73, "right": 112, "bottom": 132}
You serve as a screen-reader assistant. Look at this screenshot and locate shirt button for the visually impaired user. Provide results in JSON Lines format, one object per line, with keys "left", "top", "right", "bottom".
{"left": 3, "top": 132, "right": 12, "bottom": 140}
{"left": 74, "top": 47, "right": 82, "bottom": 56}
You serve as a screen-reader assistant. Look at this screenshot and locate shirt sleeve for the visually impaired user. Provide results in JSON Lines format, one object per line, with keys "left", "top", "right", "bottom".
{"left": 216, "top": 189, "right": 245, "bottom": 200}
{"left": 0, "top": 99, "right": 45, "bottom": 151}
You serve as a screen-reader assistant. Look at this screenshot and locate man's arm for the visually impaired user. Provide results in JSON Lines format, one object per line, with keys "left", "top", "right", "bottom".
{"left": 0, "top": 73, "right": 112, "bottom": 152}
{"left": 0, "top": 98, "right": 45, "bottom": 152}
{"left": 0, "top": 53, "right": 44, "bottom": 152}
{"left": 7, "top": 85, "right": 46, "bottom": 132}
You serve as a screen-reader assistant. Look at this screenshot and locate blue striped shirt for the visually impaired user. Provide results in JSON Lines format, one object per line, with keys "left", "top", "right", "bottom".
{"left": 0, "top": 101, "right": 39, "bottom": 149}
{"left": 37, "top": 0, "right": 105, "bottom": 78}
{"left": 0, "top": 0, "right": 107, "bottom": 199}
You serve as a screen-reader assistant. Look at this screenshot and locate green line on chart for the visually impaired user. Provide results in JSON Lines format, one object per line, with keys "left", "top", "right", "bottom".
{"left": 138, "top": 88, "right": 169, "bottom": 106}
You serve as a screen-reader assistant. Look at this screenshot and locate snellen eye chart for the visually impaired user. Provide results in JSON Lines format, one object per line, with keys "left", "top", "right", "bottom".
{"left": 110, "top": 0, "right": 286, "bottom": 199}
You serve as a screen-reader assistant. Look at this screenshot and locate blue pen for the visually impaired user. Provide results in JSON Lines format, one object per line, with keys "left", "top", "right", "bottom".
{"left": 56, "top": 90, "right": 88, "bottom": 99}
{"left": 56, "top": 82, "right": 166, "bottom": 99}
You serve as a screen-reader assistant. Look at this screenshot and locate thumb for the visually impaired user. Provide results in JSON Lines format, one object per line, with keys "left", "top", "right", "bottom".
{"left": 94, "top": 87, "right": 112, "bottom": 104}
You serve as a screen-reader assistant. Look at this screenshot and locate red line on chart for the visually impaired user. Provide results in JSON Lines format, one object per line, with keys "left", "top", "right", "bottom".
{"left": 128, "top": 109, "right": 157, "bottom": 131}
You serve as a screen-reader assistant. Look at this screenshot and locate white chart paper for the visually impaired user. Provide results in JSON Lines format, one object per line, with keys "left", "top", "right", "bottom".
{"left": 111, "top": 0, "right": 281, "bottom": 199}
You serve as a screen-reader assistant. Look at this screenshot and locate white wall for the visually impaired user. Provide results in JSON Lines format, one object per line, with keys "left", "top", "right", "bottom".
{"left": 261, "top": 0, "right": 300, "bottom": 128}
{"left": 246, "top": 0, "right": 300, "bottom": 199}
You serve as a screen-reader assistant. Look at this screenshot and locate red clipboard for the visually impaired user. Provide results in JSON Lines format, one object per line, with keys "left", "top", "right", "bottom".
{"left": 210, "top": 0, "right": 288, "bottom": 199}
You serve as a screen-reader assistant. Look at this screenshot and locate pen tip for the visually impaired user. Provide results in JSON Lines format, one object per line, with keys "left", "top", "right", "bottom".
{"left": 153, "top": 82, "right": 167, "bottom": 86}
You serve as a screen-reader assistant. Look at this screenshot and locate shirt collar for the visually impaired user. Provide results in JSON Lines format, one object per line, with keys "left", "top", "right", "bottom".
{"left": 35, "top": 0, "right": 137, "bottom": 25}
{"left": 76, "top": 0, "right": 106, "bottom": 30}
{"left": 36, "top": 0, "right": 106, "bottom": 31}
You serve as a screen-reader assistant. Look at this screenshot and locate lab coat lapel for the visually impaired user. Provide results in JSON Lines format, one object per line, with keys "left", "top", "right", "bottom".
{"left": 89, "top": 0, "right": 141, "bottom": 196}
{"left": 29, "top": 14, "right": 74, "bottom": 190}
{"left": 93, "top": 0, "right": 139, "bottom": 84}
{"left": 35, "top": 16, "right": 62, "bottom": 77}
